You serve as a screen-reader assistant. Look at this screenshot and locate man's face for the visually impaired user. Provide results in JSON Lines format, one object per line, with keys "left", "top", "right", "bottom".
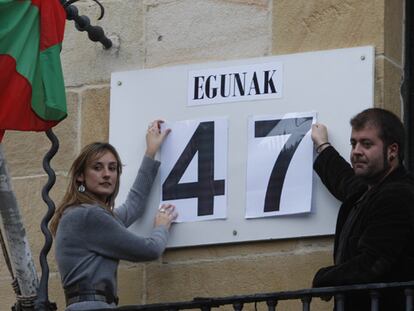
{"left": 350, "top": 124, "right": 388, "bottom": 180}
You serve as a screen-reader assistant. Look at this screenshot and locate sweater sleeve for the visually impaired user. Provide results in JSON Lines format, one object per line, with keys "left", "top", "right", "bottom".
{"left": 314, "top": 146, "right": 363, "bottom": 201}
{"left": 83, "top": 206, "right": 169, "bottom": 262}
{"left": 115, "top": 155, "right": 160, "bottom": 227}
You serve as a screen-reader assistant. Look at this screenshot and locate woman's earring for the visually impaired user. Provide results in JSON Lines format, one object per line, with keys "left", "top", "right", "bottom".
{"left": 78, "top": 184, "right": 86, "bottom": 193}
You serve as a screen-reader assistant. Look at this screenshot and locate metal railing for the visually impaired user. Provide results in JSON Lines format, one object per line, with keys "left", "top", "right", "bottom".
{"left": 108, "top": 280, "right": 414, "bottom": 311}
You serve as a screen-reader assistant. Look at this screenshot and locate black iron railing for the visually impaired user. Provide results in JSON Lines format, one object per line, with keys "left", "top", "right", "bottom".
{"left": 109, "top": 280, "right": 414, "bottom": 311}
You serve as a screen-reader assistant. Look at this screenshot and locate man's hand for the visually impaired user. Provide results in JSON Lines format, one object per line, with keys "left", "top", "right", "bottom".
{"left": 312, "top": 123, "right": 330, "bottom": 153}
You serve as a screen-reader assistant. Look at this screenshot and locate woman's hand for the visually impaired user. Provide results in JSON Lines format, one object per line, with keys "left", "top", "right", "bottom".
{"left": 154, "top": 204, "right": 178, "bottom": 230}
{"left": 145, "top": 120, "right": 171, "bottom": 159}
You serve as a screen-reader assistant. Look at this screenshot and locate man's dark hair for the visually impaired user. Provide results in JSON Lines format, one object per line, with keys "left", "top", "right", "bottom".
{"left": 350, "top": 108, "right": 405, "bottom": 162}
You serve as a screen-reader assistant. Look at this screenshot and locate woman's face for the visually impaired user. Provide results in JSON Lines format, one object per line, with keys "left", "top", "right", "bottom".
{"left": 77, "top": 151, "right": 119, "bottom": 202}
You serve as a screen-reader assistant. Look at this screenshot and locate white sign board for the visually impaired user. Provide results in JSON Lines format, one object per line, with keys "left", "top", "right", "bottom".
{"left": 110, "top": 46, "right": 374, "bottom": 248}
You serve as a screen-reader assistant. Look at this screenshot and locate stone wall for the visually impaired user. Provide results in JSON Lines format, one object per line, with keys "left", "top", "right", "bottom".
{"left": 0, "top": 0, "right": 404, "bottom": 310}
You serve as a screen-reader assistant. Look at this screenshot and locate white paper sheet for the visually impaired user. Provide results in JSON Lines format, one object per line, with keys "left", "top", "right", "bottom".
{"left": 160, "top": 118, "right": 228, "bottom": 222}
{"left": 246, "top": 111, "right": 316, "bottom": 218}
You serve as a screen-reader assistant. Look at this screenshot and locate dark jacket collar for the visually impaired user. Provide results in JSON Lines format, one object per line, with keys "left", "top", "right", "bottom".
{"left": 356, "top": 165, "right": 411, "bottom": 190}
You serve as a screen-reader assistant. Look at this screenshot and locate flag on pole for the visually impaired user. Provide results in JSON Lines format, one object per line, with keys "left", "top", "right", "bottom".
{"left": 0, "top": 0, "right": 67, "bottom": 141}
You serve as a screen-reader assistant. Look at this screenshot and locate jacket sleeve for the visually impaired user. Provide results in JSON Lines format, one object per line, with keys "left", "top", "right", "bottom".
{"left": 84, "top": 207, "right": 169, "bottom": 262}
{"left": 313, "top": 186, "right": 414, "bottom": 287}
{"left": 115, "top": 155, "right": 160, "bottom": 227}
{"left": 314, "top": 146, "right": 363, "bottom": 202}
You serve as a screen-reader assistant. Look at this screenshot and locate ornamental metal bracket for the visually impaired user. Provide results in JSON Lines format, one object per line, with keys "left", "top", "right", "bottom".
{"left": 60, "top": 0, "right": 113, "bottom": 49}
{"left": 35, "top": 129, "right": 59, "bottom": 311}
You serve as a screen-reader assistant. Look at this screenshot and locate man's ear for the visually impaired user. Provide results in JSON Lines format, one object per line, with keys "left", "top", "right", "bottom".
{"left": 388, "top": 143, "right": 399, "bottom": 161}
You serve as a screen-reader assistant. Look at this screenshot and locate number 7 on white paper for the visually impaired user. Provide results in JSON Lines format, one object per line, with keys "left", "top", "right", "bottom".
{"left": 246, "top": 112, "right": 315, "bottom": 218}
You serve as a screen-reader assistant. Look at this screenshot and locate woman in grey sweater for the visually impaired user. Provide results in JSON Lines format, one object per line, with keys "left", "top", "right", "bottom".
{"left": 50, "top": 120, "right": 177, "bottom": 310}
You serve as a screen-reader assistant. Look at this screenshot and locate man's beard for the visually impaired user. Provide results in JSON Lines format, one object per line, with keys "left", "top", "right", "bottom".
{"left": 357, "top": 147, "right": 390, "bottom": 186}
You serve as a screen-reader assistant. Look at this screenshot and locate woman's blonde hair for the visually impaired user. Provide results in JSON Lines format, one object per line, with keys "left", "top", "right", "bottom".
{"left": 50, "top": 142, "right": 123, "bottom": 235}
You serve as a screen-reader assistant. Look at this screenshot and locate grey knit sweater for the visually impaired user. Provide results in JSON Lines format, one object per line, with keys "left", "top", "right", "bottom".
{"left": 54, "top": 156, "right": 169, "bottom": 308}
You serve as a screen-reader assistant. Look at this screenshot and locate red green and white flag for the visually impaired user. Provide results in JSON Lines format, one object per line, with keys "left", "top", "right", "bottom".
{"left": 0, "top": 0, "right": 67, "bottom": 142}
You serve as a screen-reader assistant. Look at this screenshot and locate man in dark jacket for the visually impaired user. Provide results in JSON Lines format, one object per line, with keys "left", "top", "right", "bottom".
{"left": 311, "top": 108, "right": 414, "bottom": 310}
